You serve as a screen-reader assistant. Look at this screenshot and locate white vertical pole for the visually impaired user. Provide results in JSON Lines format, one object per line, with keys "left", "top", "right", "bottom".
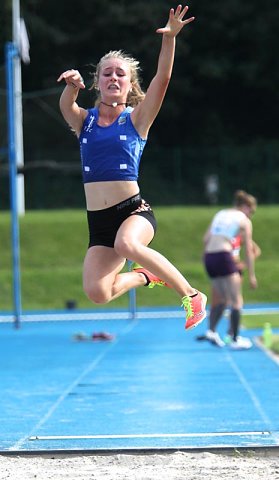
{"left": 6, "top": 42, "right": 22, "bottom": 328}
{"left": 12, "top": 0, "right": 25, "bottom": 215}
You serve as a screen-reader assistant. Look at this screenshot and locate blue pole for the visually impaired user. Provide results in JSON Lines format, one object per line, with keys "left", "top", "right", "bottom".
{"left": 5, "top": 42, "right": 22, "bottom": 329}
{"left": 128, "top": 261, "right": 137, "bottom": 319}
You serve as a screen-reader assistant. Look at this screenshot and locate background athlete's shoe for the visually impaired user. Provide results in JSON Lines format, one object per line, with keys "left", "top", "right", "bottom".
{"left": 182, "top": 291, "right": 207, "bottom": 330}
{"left": 131, "top": 263, "right": 171, "bottom": 289}
{"left": 205, "top": 329, "right": 225, "bottom": 347}
{"left": 230, "top": 336, "right": 253, "bottom": 350}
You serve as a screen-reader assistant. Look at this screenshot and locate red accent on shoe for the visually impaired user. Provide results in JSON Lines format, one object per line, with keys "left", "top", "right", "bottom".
{"left": 133, "top": 266, "right": 171, "bottom": 289}
{"left": 182, "top": 291, "right": 207, "bottom": 330}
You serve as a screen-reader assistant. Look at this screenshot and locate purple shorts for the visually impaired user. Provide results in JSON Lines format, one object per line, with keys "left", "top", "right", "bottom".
{"left": 203, "top": 251, "right": 239, "bottom": 278}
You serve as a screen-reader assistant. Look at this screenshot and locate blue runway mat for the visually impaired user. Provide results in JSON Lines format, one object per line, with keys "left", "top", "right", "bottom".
{"left": 0, "top": 307, "right": 278, "bottom": 452}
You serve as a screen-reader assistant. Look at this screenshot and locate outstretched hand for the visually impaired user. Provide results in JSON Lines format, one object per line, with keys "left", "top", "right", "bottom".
{"left": 57, "top": 69, "right": 85, "bottom": 90}
{"left": 156, "top": 5, "right": 195, "bottom": 37}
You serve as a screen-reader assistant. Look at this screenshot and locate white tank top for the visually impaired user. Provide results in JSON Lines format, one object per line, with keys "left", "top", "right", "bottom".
{"left": 210, "top": 209, "right": 246, "bottom": 241}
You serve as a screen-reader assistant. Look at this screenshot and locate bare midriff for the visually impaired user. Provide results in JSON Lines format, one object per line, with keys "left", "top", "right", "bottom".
{"left": 84, "top": 180, "right": 140, "bottom": 211}
{"left": 205, "top": 235, "right": 233, "bottom": 253}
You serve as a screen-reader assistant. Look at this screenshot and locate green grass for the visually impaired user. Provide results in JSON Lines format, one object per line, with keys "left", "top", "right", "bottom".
{"left": 242, "top": 313, "right": 279, "bottom": 329}
{"left": 0, "top": 205, "right": 278, "bottom": 311}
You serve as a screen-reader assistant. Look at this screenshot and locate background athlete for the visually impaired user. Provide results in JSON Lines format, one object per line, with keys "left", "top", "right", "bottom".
{"left": 200, "top": 190, "right": 258, "bottom": 349}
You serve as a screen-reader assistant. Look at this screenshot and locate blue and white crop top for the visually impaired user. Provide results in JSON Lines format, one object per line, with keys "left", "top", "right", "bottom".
{"left": 210, "top": 209, "right": 246, "bottom": 241}
{"left": 79, "top": 106, "right": 147, "bottom": 183}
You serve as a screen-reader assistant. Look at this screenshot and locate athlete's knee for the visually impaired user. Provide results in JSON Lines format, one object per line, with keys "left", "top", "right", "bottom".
{"left": 83, "top": 283, "right": 112, "bottom": 304}
{"left": 231, "top": 296, "right": 243, "bottom": 310}
{"left": 231, "top": 300, "right": 242, "bottom": 311}
{"left": 114, "top": 236, "right": 137, "bottom": 259}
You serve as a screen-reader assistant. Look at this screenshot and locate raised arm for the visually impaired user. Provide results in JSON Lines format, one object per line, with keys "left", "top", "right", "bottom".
{"left": 57, "top": 69, "right": 87, "bottom": 136}
{"left": 131, "top": 5, "right": 195, "bottom": 138}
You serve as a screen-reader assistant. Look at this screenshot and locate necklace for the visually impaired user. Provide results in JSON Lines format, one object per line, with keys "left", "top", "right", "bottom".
{"left": 100, "top": 101, "right": 127, "bottom": 108}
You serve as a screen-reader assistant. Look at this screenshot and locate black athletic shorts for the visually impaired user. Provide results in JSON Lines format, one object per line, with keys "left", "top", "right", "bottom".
{"left": 203, "top": 251, "right": 239, "bottom": 278}
{"left": 87, "top": 193, "right": 157, "bottom": 248}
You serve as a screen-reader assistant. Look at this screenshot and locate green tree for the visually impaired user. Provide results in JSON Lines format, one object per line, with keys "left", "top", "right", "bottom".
{"left": 1, "top": 0, "right": 279, "bottom": 147}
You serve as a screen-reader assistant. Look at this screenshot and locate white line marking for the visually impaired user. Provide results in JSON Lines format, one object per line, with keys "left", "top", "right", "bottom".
{"left": 1, "top": 307, "right": 279, "bottom": 323}
{"left": 225, "top": 351, "right": 279, "bottom": 445}
{"left": 29, "top": 431, "right": 271, "bottom": 441}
